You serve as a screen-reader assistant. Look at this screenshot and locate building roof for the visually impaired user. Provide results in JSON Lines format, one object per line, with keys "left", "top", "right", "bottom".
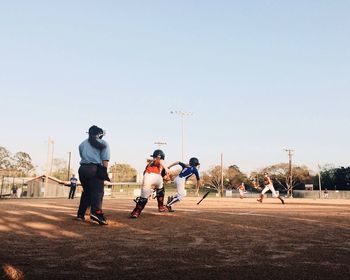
{"left": 24, "top": 175, "right": 68, "bottom": 185}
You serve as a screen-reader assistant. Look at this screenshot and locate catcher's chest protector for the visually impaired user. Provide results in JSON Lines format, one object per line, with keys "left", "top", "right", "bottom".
{"left": 145, "top": 159, "right": 161, "bottom": 174}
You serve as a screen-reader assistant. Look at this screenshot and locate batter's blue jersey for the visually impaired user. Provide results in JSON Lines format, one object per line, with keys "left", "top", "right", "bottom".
{"left": 178, "top": 162, "right": 200, "bottom": 180}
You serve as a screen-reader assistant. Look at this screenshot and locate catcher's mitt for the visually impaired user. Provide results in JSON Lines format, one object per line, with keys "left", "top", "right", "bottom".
{"left": 161, "top": 169, "right": 172, "bottom": 182}
{"left": 163, "top": 174, "right": 172, "bottom": 182}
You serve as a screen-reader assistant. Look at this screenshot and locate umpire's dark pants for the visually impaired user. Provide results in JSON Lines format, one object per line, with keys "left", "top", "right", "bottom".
{"left": 68, "top": 185, "right": 76, "bottom": 199}
{"left": 77, "top": 164, "right": 104, "bottom": 216}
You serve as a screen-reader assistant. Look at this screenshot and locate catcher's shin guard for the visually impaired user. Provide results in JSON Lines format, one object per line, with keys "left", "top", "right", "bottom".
{"left": 278, "top": 196, "right": 285, "bottom": 204}
{"left": 156, "top": 188, "right": 167, "bottom": 212}
{"left": 131, "top": 197, "right": 148, "bottom": 218}
{"left": 257, "top": 194, "right": 264, "bottom": 203}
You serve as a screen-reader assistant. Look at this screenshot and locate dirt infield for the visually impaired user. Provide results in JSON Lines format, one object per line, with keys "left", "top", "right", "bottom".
{"left": 0, "top": 197, "right": 349, "bottom": 280}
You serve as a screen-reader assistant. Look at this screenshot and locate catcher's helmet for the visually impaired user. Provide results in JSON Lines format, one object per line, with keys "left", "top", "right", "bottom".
{"left": 151, "top": 149, "right": 165, "bottom": 160}
{"left": 189, "top": 157, "right": 200, "bottom": 167}
{"left": 88, "top": 125, "right": 105, "bottom": 139}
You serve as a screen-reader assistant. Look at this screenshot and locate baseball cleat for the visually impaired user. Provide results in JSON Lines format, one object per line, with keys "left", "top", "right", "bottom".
{"left": 158, "top": 205, "right": 168, "bottom": 212}
{"left": 75, "top": 215, "right": 85, "bottom": 221}
{"left": 90, "top": 212, "right": 108, "bottom": 225}
{"left": 130, "top": 210, "right": 141, "bottom": 218}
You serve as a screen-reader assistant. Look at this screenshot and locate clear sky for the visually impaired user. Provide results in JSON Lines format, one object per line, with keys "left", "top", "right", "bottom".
{"left": 0, "top": 0, "right": 349, "bottom": 176}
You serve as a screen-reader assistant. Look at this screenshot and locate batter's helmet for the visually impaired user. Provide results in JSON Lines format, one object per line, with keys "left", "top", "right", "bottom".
{"left": 189, "top": 157, "right": 200, "bottom": 167}
{"left": 151, "top": 149, "right": 165, "bottom": 160}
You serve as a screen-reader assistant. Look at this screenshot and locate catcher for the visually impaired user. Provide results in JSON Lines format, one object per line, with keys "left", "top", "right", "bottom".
{"left": 166, "top": 157, "right": 201, "bottom": 212}
{"left": 257, "top": 172, "right": 285, "bottom": 204}
{"left": 130, "top": 149, "right": 170, "bottom": 218}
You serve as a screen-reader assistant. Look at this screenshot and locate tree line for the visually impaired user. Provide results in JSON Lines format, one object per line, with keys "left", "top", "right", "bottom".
{"left": 1, "top": 146, "right": 350, "bottom": 192}
{"left": 0, "top": 147, "right": 35, "bottom": 177}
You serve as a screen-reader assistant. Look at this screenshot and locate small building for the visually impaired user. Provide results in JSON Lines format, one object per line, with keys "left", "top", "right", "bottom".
{"left": 24, "top": 175, "right": 71, "bottom": 198}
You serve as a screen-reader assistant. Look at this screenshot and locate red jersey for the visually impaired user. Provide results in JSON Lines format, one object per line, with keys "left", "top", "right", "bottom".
{"left": 145, "top": 159, "right": 162, "bottom": 174}
{"left": 264, "top": 176, "right": 271, "bottom": 185}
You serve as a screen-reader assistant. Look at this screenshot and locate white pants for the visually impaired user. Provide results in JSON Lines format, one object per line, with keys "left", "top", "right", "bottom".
{"left": 261, "top": 184, "right": 278, "bottom": 197}
{"left": 174, "top": 176, "right": 186, "bottom": 200}
{"left": 141, "top": 173, "right": 163, "bottom": 198}
{"left": 239, "top": 189, "right": 245, "bottom": 196}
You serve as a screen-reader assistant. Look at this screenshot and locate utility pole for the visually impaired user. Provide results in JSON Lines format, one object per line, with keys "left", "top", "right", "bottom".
{"left": 49, "top": 139, "right": 55, "bottom": 176}
{"left": 45, "top": 137, "right": 54, "bottom": 197}
{"left": 170, "top": 111, "right": 193, "bottom": 162}
{"left": 221, "top": 153, "right": 224, "bottom": 197}
{"left": 67, "top": 152, "right": 72, "bottom": 181}
{"left": 284, "top": 149, "right": 294, "bottom": 197}
{"left": 318, "top": 164, "right": 322, "bottom": 199}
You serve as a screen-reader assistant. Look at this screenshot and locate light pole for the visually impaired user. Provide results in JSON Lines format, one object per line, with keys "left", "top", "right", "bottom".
{"left": 284, "top": 149, "right": 294, "bottom": 197}
{"left": 170, "top": 111, "right": 193, "bottom": 161}
{"left": 67, "top": 152, "right": 72, "bottom": 181}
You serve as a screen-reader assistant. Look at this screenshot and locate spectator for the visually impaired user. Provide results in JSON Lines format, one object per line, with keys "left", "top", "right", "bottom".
{"left": 68, "top": 174, "right": 78, "bottom": 199}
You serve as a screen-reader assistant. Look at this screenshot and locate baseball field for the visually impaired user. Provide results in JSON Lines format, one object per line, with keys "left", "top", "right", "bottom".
{"left": 1, "top": 197, "right": 349, "bottom": 280}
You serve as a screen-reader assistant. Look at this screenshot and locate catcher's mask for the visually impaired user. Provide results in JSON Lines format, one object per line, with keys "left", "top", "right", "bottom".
{"left": 88, "top": 125, "right": 106, "bottom": 139}
{"left": 151, "top": 149, "right": 165, "bottom": 160}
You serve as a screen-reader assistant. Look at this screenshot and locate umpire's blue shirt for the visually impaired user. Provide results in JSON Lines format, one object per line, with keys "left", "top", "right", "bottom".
{"left": 79, "top": 139, "right": 110, "bottom": 165}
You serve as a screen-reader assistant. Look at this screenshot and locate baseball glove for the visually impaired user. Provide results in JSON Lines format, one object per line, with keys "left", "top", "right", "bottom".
{"left": 161, "top": 169, "right": 172, "bottom": 182}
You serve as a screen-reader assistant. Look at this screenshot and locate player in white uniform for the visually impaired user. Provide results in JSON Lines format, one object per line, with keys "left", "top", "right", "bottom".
{"left": 257, "top": 173, "right": 284, "bottom": 204}
{"left": 238, "top": 182, "right": 246, "bottom": 199}
{"left": 166, "top": 157, "right": 201, "bottom": 212}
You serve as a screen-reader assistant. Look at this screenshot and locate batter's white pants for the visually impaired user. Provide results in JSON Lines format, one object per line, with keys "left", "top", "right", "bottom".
{"left": 261, "top": 184, "right": 278, "bottom": 197}
{"left": 141, "top": 173, "right": 163, "bottom": 198}
{"left": 174, "top": 176, "right": 186, "bottom": 200}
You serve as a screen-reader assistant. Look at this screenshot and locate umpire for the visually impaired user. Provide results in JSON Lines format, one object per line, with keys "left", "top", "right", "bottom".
{"left": 76, "top": 125, "right": 110, "bottom": 225}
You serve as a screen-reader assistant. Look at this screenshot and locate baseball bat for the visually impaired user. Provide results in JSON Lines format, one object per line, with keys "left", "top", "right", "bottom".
{"left": 197, "top": 191, "right": 211, "bottom": 205}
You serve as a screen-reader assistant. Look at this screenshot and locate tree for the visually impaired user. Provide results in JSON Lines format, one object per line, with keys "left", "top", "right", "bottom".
{"left": 316, "top": 165, "right": 350, "bottom": 190}
{"left": 0, "top": 147, "right": 35, "bottom": 176}
{"left": 51, "top": 158, "right": 71, "bottom": 181}
{"left": 0, "top": 147, "right": 11, "bottom": 170}
{"left": 12, "top": 152, "right": 35, "bottom": 176}
{"left": 253, "top": 163, "right": 313, "bottom": 196}
{"left": 109, "top": 163, "right": 137, "bottom": 182}
{"left": 202, "top": 164, "right": 248, "bottom": 196}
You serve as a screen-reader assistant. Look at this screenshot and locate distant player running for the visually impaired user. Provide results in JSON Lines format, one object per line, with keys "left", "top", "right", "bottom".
{"left": 166, "top": 157, "right": 201, "bottom": 212}
{"left": 257, "top": 173, "right": 284, "bottom": 204}
{"left": 238, "top": 182, "right": 246, "bottom": 199}
{"left": 130, "top": 150, "right": 170, "bottom": 218}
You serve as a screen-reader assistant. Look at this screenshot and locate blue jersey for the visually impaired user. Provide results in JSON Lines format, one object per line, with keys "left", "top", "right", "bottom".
{"left": 178, "top": 162, "right": 200, "bottom": 181}
{"left": 70, "top": 177, "right": 78, "bottom": 186}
